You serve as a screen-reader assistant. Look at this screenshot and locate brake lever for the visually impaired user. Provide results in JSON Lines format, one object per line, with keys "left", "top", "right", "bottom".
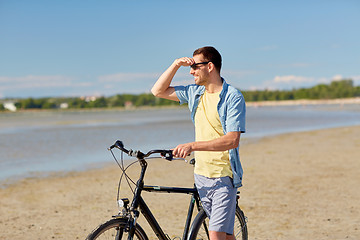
{"left": 160, "top": 150, "right": 173, "bottom": 161}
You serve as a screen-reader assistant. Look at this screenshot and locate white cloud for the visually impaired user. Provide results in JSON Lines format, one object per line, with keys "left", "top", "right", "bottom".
{"left": 223, "top": 70, "right": 257, "bottom": 79}
{"left": 351, "top": 75, "right": 360, "bottom": 85}
{"left": 171, "top": 71, "right": 194, "bottom": 86}
{"left": 96, "top": 72, "right": 164, "bottom": 95}
{"left": 98, "top": 72, "right": 159, "bottom": 82}
{"left": 270, "top": 75, "right": 322, "bottom": 89}
{"left": 273, "top": 75, "right": 315, "bottom": 84}
{"left": 331, "top": 74, "right": 360, "bottom": 85}
{"left": 251, "top": 74, "right": 360, "bottom": 90}
{"left": 0, "top": 75, "right": 94, "bottom": 98}
{"left": 0, "top": 75, "right": 82, "bottom": 90}
{"left": 332, "top": 74, "right": 343, "bottom": 81}
{"left": 0, "top": 75, "right": 73, "bottom": 84}
{"left": 172, "top": 79, "right": 194, "bottom": 86}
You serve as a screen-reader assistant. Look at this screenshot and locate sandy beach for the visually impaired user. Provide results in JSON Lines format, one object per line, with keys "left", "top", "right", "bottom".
{"left": 1, "top": 125, "right": 359, "bottom": 240}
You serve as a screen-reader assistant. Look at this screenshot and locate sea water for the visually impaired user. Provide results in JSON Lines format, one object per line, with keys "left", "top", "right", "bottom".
{"left": 0, "top": 104, "right": 359, "bottom": 182}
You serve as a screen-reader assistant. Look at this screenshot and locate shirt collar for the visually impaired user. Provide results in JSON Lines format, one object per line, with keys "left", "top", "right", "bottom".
{"left": 219, "top": 77, "right": 228, "bottom": 99}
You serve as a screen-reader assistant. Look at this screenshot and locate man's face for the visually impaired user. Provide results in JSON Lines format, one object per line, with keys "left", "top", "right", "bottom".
{"left": 190, "top": 54, "right": 210, "bottom": 86}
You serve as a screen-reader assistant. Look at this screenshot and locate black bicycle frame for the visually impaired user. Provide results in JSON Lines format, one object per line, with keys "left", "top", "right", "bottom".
{"left": 127, "top": 159, "right": 202, "bottom": 240}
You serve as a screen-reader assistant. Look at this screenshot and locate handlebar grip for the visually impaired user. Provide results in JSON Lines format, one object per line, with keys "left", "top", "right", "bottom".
{"left": 109, "top": 140, "right": 129, "bottom": 154}
{"left": 115, "top": 140, "right": 125, "bottom": 149}
{"left": 109, "top": 140, "right": 123, "bottom": 149}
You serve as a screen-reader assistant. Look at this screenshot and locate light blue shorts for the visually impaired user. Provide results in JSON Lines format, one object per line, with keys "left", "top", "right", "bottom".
{"left": 194, "top": 174, "right": 237, "bottom": 234}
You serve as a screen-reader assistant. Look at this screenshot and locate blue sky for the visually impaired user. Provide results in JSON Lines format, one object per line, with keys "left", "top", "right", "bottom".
{"left": 0, "top": 0, "right": 359, "bottom": 98}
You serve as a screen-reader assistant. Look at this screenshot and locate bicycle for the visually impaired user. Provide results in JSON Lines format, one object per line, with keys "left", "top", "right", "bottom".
{"left": 86, "top": 140, "right": 248, "bottom": 240}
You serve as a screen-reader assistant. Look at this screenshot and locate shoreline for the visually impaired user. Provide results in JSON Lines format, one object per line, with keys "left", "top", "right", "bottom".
{"left": 246, "top": 97, "right": 360, "bottom": 107}
{"left": 1, "top": 125, "right": 359, "bottom": 239}
{"left": 1, "top": 97, "right": 359, "bottom": 113}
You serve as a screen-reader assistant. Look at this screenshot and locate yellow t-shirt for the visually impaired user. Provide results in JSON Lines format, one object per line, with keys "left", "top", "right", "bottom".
{"left": 194, "top": 91, "right": 232, "bottom": 178}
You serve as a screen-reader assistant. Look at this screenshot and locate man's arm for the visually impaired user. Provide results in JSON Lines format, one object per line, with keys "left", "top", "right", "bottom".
{"left": 173, "top": 131, "right": 241, "bottom": 158}
{"left": 151, "top": 57, "right": 194, "bottom": 101}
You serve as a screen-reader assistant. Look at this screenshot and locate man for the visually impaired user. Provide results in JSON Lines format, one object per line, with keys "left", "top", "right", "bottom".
{"left": 151, "top": 46, "right": 246, "bottom": 240}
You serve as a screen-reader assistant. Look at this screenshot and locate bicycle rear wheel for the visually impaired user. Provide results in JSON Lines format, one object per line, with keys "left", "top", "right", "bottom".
{"left": 188, "top": 206, "right": 248, "bottom": 240}
{"left": 86, "top": 218, "right": 148, "bottom": 240}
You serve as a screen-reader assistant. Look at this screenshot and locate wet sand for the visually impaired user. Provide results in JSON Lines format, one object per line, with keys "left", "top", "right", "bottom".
{"left": 0, "top": 126, "right": 359, "bottom": 239}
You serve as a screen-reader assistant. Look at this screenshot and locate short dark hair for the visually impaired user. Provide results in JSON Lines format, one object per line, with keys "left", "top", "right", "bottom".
{"left": 193, "top": 46, "right": 222, "bottom": 73}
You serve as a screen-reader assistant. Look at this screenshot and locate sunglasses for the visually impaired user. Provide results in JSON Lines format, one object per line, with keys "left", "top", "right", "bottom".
{"left": 190, "top": 61, "right": 210, "bottom": 70}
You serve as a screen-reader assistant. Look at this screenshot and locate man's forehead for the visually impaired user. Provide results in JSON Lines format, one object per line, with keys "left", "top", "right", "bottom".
{"left": 193, "top": 54, "right": 205, "bottom": 61}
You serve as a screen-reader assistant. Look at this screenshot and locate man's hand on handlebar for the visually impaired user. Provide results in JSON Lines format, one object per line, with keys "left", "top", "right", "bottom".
{"left": 173, "top": 142, "right": 193, "bottom": 158}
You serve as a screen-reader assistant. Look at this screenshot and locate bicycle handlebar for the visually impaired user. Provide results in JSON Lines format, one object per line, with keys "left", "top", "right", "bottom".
{"left": 109, "top": 140, "right": 174, "bottom": 161}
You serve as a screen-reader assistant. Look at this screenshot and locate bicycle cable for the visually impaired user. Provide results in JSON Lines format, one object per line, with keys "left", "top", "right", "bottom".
{"left": 110, "top": 148, "right": 138, "bottom": 203}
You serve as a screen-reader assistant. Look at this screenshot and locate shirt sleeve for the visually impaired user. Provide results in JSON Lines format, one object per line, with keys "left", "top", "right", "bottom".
{"left": 174, "top": 85, "right": 190, "bottom": 105}
{"left": 225, "top": 94, "right": 246, "bottom": 133}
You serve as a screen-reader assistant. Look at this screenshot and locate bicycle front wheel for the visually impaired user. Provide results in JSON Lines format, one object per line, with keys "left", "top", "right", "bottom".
{"left": 188, "top": 206, "right": 248, "bottom": 240}
{"left": 86, "top": 218, "right": 148, "bottom": 240}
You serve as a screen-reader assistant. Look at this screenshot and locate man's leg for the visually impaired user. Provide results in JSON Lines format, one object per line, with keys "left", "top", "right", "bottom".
{"left": 195, "top": 175, "right": 237, "bottom": 240}
{"left": 209, "top": 177, "right": 237, "bottom": 235}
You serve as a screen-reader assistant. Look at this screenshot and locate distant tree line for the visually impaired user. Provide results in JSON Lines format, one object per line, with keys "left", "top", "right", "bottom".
{"left": 7, "top": 93, "right": 178, "bottom": 110}
{"left": 1, "top": 79, "right": 360, "bottom": 111}
{"left": 242, "top": 79, "right": 360, "bottom": 101}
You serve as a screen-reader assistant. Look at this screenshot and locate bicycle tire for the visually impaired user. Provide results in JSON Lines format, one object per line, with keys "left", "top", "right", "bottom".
{"left": 86, "top": 218, "right": 149, "bottom": 240}
{"left": 187, "top": 206, "right": 248, "bottom": 240}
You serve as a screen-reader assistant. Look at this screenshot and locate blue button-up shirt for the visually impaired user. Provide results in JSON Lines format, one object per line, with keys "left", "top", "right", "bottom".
{"left": 174, "top": 79, "right": 246, "bottom": 187}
